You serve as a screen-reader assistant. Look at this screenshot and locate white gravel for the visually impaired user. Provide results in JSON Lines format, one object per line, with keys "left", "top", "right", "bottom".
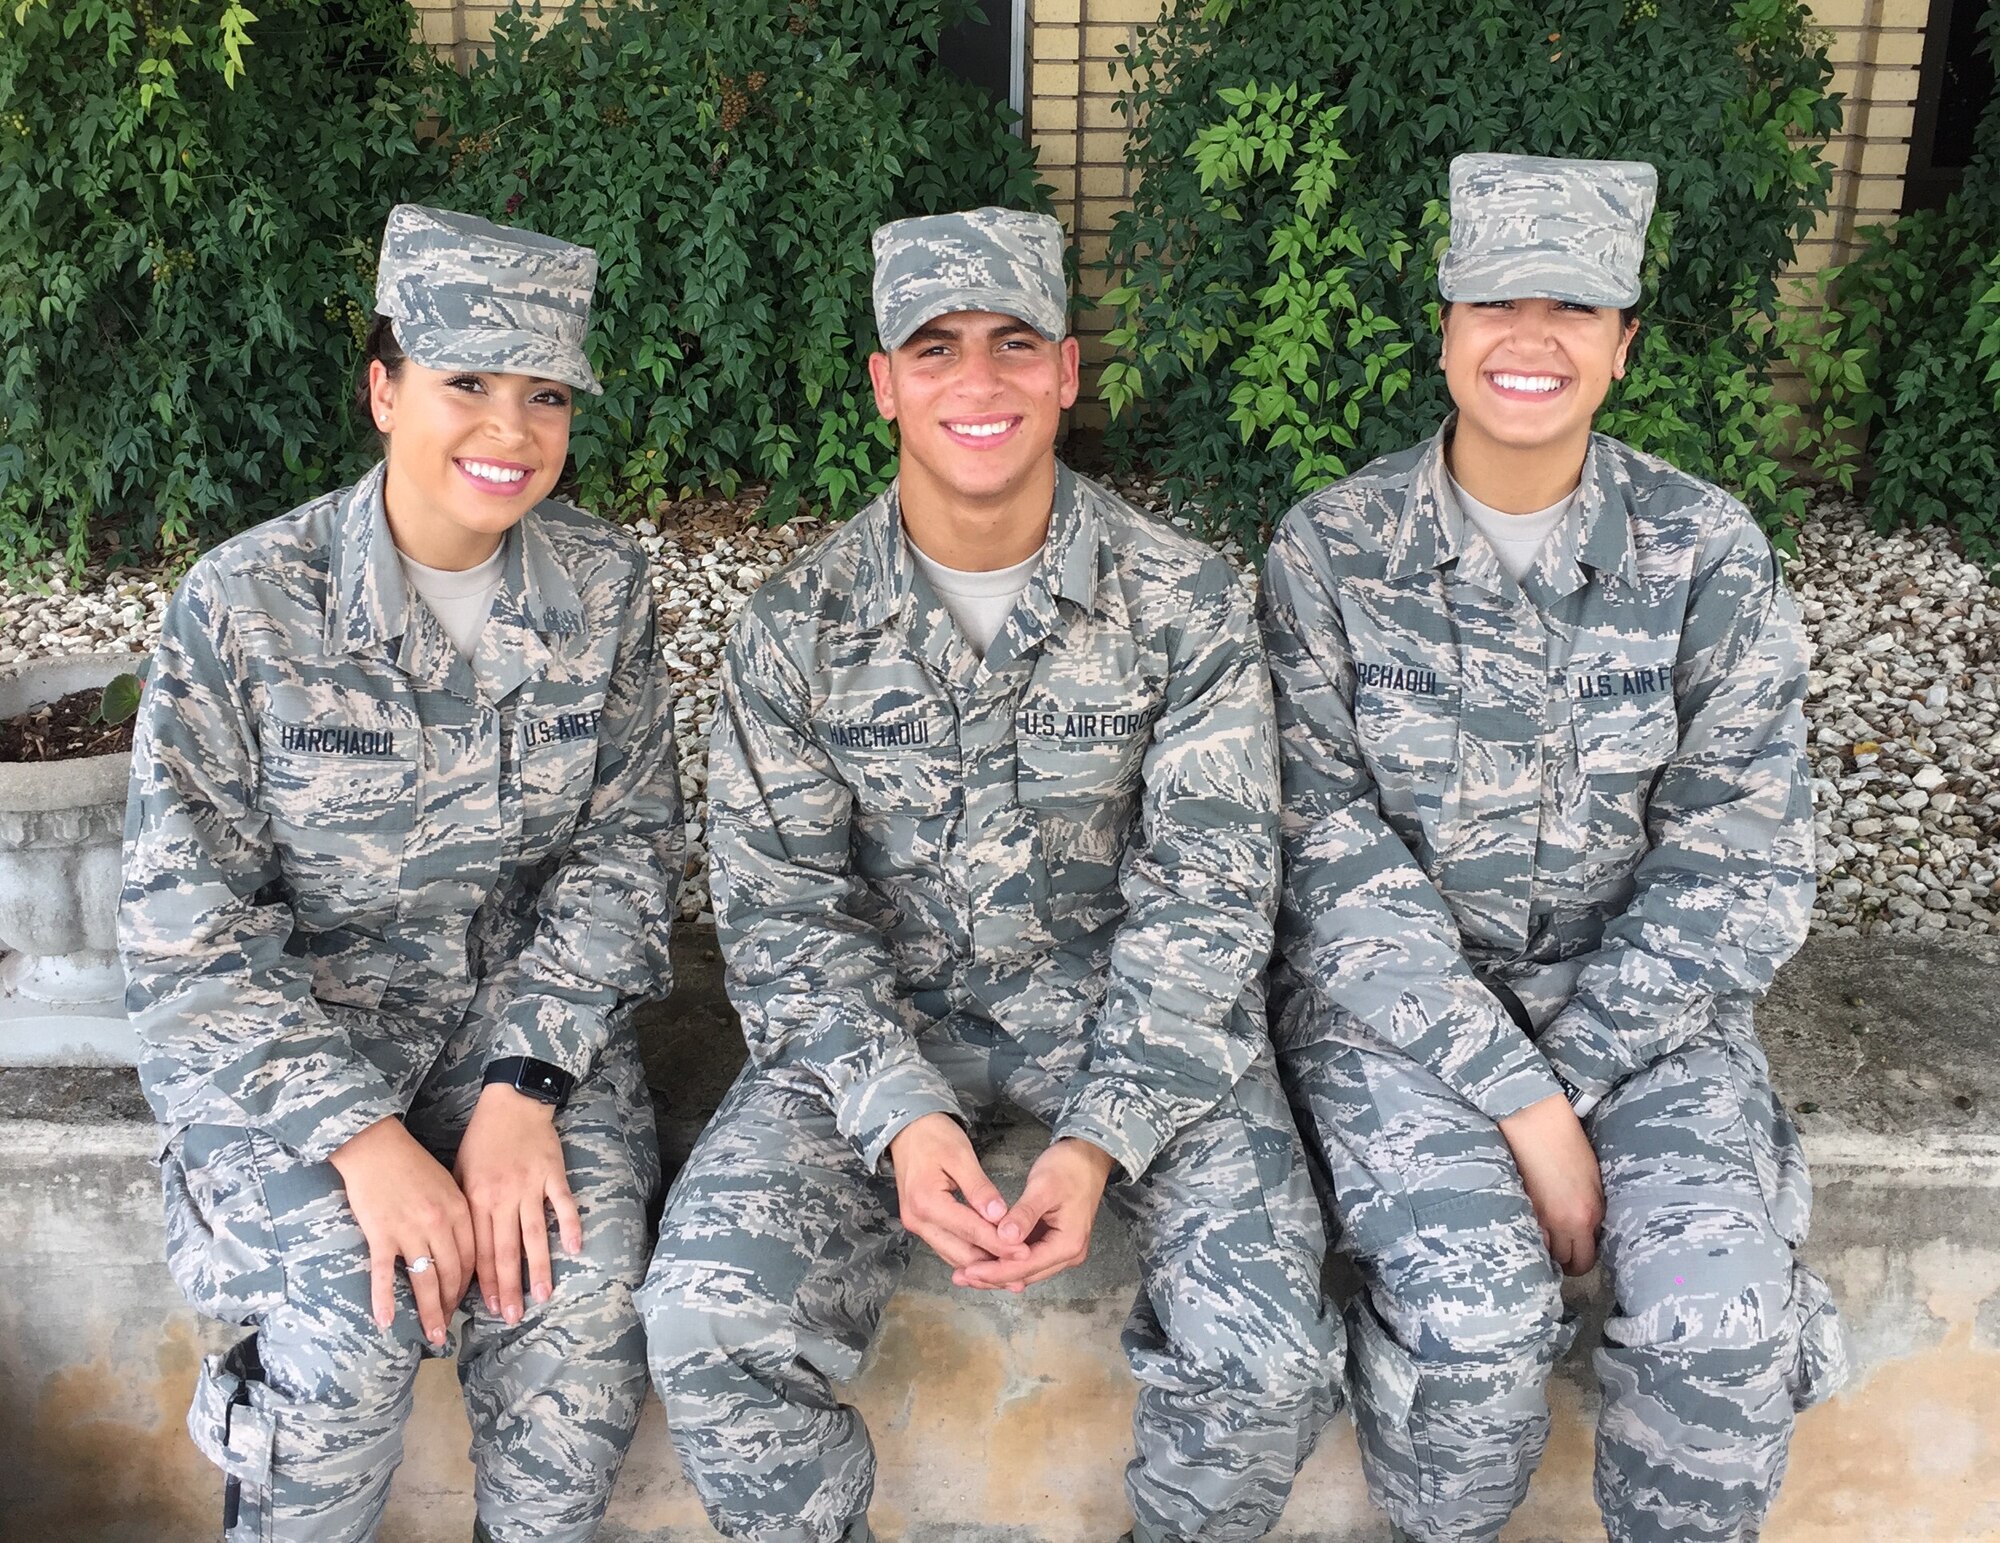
{"left": 3, "top": 489, "right": 1994, "bottom": 936}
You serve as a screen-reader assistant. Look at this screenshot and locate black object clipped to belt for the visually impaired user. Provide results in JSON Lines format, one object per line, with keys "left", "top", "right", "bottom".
{"left": 220, "top": 1333, "right": 265, "bottom": 1532}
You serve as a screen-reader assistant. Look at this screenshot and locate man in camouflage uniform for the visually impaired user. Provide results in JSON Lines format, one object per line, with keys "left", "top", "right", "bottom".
{"left": 640, "top": 207, "right": 1337, "bottom": 1543}
{"left": 120, "top": 206, "right": 683, "bottom": 1541}
{"left": 1260, "top": 154, "right": 1848, "bottom": 1543}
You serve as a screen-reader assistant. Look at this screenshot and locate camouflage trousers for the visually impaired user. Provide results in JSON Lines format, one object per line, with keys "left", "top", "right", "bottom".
{"left": 639, "top": 1018, "right": 1340, "bottom": 1543}
{"left": 160, "top": 1028, "right": 662, "bottom": 1543}
{"left": 1280, "top": 1008, "right": 1848, "bottom": 1543}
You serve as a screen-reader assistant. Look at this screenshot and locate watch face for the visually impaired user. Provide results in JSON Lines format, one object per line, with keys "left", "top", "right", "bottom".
{"left": 518, "top": 1061, "right": 571, "bottom": 1106}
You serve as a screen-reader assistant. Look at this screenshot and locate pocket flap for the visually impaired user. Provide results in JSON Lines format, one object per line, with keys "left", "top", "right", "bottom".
{"left": 1572, "top": 694, "right": 1679, "bottom": 775}
{"left": 1343, "top": 1296, "right": 1420, "bottom": 1427}
{"left": 1787, "top": 1264, "right": 1850, "bottom": 1412}
{"left": 188, "top": 1350, "right": 276, "bottom": 1484}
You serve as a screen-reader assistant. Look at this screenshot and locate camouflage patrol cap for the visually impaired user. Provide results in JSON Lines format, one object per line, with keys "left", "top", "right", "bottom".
{"left": 1439, "top": 153, "right": 1658, "bottom": 309}
{"left": 374, "top": 204, "right": 603, "bottom": 394}
{"left": 870, "top": 207, "right": 1068, "bottom": 350}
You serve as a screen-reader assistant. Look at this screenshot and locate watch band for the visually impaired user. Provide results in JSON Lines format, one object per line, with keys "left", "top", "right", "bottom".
{"left": 483, "top": 1055, "right": 576, "bottom": 1111}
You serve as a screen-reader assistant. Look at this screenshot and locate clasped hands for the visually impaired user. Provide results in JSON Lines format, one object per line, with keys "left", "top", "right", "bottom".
{"left": 328, "top": 1084, "right": 582, "bottom": 1347}
{"left": 888, "top": 1111, "right": 1117, "bottom": 1293}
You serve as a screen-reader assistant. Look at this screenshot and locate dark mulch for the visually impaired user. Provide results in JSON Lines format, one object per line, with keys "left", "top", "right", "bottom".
{"left": 0, "top": 687, "right": 134, "bottom": 763}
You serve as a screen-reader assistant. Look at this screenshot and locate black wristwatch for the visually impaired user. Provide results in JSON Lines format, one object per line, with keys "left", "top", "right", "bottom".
{"left": 483, "top": 1056, "right": 577, "bottom": 1112}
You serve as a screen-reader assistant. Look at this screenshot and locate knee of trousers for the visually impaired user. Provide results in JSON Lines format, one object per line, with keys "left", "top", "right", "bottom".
{"left": 1345, "top": 1284, "right": 1565, "bottom": 1427}
{"left": 1135, "top": 1276, "right": 1340, "bottom": 1417}
{"left": 1356, "top": 1226, "right": 1565, "bottom": 1377}
{"left": 1607, "top": 1227, "right": 1796, "bottom": 1359}
{"left": 639, "top": 1255, "right": 810, "bottom": 1400}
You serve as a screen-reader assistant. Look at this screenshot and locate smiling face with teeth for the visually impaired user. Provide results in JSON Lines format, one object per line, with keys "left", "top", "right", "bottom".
{"left": 1440, "top": 297, "right": 1638, "bottom": 511}
{"left": 867, "top": 310, "right": 1080, "bottom": 570}
{"left": 368, "top": 357, "right": 573, "bottom": 571}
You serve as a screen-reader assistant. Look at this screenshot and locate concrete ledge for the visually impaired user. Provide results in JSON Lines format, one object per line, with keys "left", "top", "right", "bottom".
{"left": 4, "top": 932, "right": 1998, "bottom": 1541}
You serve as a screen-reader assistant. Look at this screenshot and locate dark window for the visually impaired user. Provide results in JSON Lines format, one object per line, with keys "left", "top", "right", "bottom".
{"left": 939, "top": 0, "right": 1024, "bottom": 124}
{"left": 1904, "top": 0, "right": 1997, "bottom": 212}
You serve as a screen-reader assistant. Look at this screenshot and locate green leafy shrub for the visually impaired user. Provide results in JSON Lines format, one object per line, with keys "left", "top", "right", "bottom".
{"left": 1795, "top": 4, "right": 2000, "bottom": 567}
{"left": 424, "top": 0, "right": 1049, "bottom": 521}
{"left": 1099, "top": 0, "right": 1841, "bottom": 551}
{"left": 1, "top": 0, "right": 1043, "bottom": 572}
{"left": 0, "top": 0, "right": 429, "bottom": 571}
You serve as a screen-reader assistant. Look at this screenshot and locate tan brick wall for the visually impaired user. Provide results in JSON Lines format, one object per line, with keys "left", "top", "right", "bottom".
{"left": 409, "top": 0, "right": 564, "bottom": 69}
{"left": 1795, "top": 0, "right": 1925, "bottom": 293}
{"left": 1024, "top": 0, "right": 1159, "bottom": 419}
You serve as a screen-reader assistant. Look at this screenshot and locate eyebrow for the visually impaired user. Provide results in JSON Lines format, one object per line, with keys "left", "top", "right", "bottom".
{"left": 903, "top": 318, "right": 1041, "bottom": 347}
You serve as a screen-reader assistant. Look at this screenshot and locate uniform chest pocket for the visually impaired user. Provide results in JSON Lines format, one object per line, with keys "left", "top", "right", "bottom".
{"left": 1014, "top": 713, "right": 1152, "bottom": 807}
{"left": 819, "top": 711, "right": 959, "bottom": 815}
{"left": 1351, "top": 677, "right": 1461, "bottom": 854}
{"left": 1353, "top": 678, "right": 1460, "bottom": 776}
{"left": 1568, "top": 693, "right": 1679, "bottom": 875}
{"left": 259, "top": 736, "right": 414, "bottom": 927}
{"left": 1572, "top": 692, "right": 1680, "bottom": 776}
{"left": 518, "top": 707, "right": 604, "bottom": 856}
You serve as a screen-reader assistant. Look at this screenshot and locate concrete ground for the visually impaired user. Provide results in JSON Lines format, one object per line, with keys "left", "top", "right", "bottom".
{"left": 3, "top": 930, "right": 1996, "bottom": 1541}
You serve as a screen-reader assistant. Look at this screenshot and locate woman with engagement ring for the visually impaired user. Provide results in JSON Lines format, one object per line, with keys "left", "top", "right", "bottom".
{"left": 119, "top": 204, "right": 683, "bottom": 1542}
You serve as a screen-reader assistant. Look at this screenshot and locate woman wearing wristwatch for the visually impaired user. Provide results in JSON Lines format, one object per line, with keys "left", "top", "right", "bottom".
{"left": 119, "top": 204, "right": 683, "bottom": 1541}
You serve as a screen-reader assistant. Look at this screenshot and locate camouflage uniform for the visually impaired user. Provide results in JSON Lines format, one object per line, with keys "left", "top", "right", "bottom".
{"left": 1262, "top": 156, "right": 1848, "bottom": 1543}
{"left": 640, "top": 208, "right": 1335, "bottom": 1543}
{"left": 119, "top": 206, "right": 682, "bottom": 1542}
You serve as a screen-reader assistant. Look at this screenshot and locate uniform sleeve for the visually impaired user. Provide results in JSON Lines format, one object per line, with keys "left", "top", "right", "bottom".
{"left": 484, "top": 561, "right": 686, "bottom": 1076}
{"left": 1049, "top": 563, "right": 1281, "bottom": 1180}
{"left": 707, "top": 604, "right": 963, "bottom": 1170}
{"left": 118, "top": 565, "right": 404, "bottom": 1163}
{"left": 1534, "top": 522, "right": 1815, "bottom": 1114}
{"left": 1259, "top": 512, "right": 1565, "bottom": 1122}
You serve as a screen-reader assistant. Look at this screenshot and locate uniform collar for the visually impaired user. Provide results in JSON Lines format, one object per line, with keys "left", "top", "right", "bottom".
{"left": 1385, "top": 420, "right": 1639, "bottom": 595}
{"left": 326, "top": 461, "right": 586, "bottom": 702}
{"left": 849, "top": 460, "right": 1101, "bottom": 635}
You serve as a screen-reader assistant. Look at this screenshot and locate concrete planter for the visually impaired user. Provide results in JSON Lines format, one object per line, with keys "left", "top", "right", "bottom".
{"left": 0, "top": 653, "right": 140, "bottom": 1064}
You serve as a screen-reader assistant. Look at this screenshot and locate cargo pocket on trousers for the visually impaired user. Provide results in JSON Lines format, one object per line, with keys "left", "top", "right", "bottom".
{"left": 1343, "top": 1294, "right": 1428, "bottom": 1508}
{"left": 1786, "top": 1263, "right": 1850, "bottom": 1412}
{"left": 189, "top": 1341, "right": 276, "bottom": 1542}
{"left": 1721, "top": 1034, "right": 1849, "bottom": 1411}
{"left": 161, "top": 1127, "right": 286, "bottom": 1324}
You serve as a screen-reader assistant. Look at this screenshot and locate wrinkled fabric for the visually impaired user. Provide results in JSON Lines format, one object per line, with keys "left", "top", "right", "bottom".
{"left": 121, "top": 462, "right": 683, "bottom": 1164}
{"left": 642, "top": 1036, "right": 1334, "bottom": 1543}
{"left": 705, "top": 463, "right": 1286, "bottom": 1183}
{"left": 1263, "top": 425, "right": 1846, "bottom": 1543}
{"left": 122, "top": 463, "right": 682, "bottom": 1536}
{"left": 168, "top": 1041, "right": 660, "bottom": 1542}
{"left": 649, "top": 461, "right": 1336, "bottom": 1539}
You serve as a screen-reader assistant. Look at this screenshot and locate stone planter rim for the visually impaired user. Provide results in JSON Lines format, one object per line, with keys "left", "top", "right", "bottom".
{"left": 0, "top": 653, "right": 141, "bottom": 814}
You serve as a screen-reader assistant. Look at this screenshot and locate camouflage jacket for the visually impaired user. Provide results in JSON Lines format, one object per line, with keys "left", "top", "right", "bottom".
{"left": 1260, "top": 425, "right": 1814, "bottom": 1116}
{"left": 707, "top": 464, "right": 1281, "bottom": 1179}
{"left": 119, "top": 463, "right": 684, "bottom": 1162}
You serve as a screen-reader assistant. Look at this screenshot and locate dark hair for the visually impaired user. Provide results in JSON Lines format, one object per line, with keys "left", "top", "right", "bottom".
{"left": 353, "top": 313, "right": 406, "bottom": 433}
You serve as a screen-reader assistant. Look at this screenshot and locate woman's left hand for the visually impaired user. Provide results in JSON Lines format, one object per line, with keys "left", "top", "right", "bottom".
{"left": 454, "top": 1084, "right": 584, "bottom": 1323}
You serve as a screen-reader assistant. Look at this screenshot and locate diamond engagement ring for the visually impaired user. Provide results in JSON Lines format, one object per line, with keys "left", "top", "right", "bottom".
{"left": 406, "top": 1255, "right": 434, "bottom": 1275}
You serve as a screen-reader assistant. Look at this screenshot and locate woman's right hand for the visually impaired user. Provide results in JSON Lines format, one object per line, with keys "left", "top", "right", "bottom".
{"left": 327, "top": 1117, "right": 476, "bottom": 1345}
{"left": 1497, "top": 1093, "right": 1605, "bottom": 1276}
